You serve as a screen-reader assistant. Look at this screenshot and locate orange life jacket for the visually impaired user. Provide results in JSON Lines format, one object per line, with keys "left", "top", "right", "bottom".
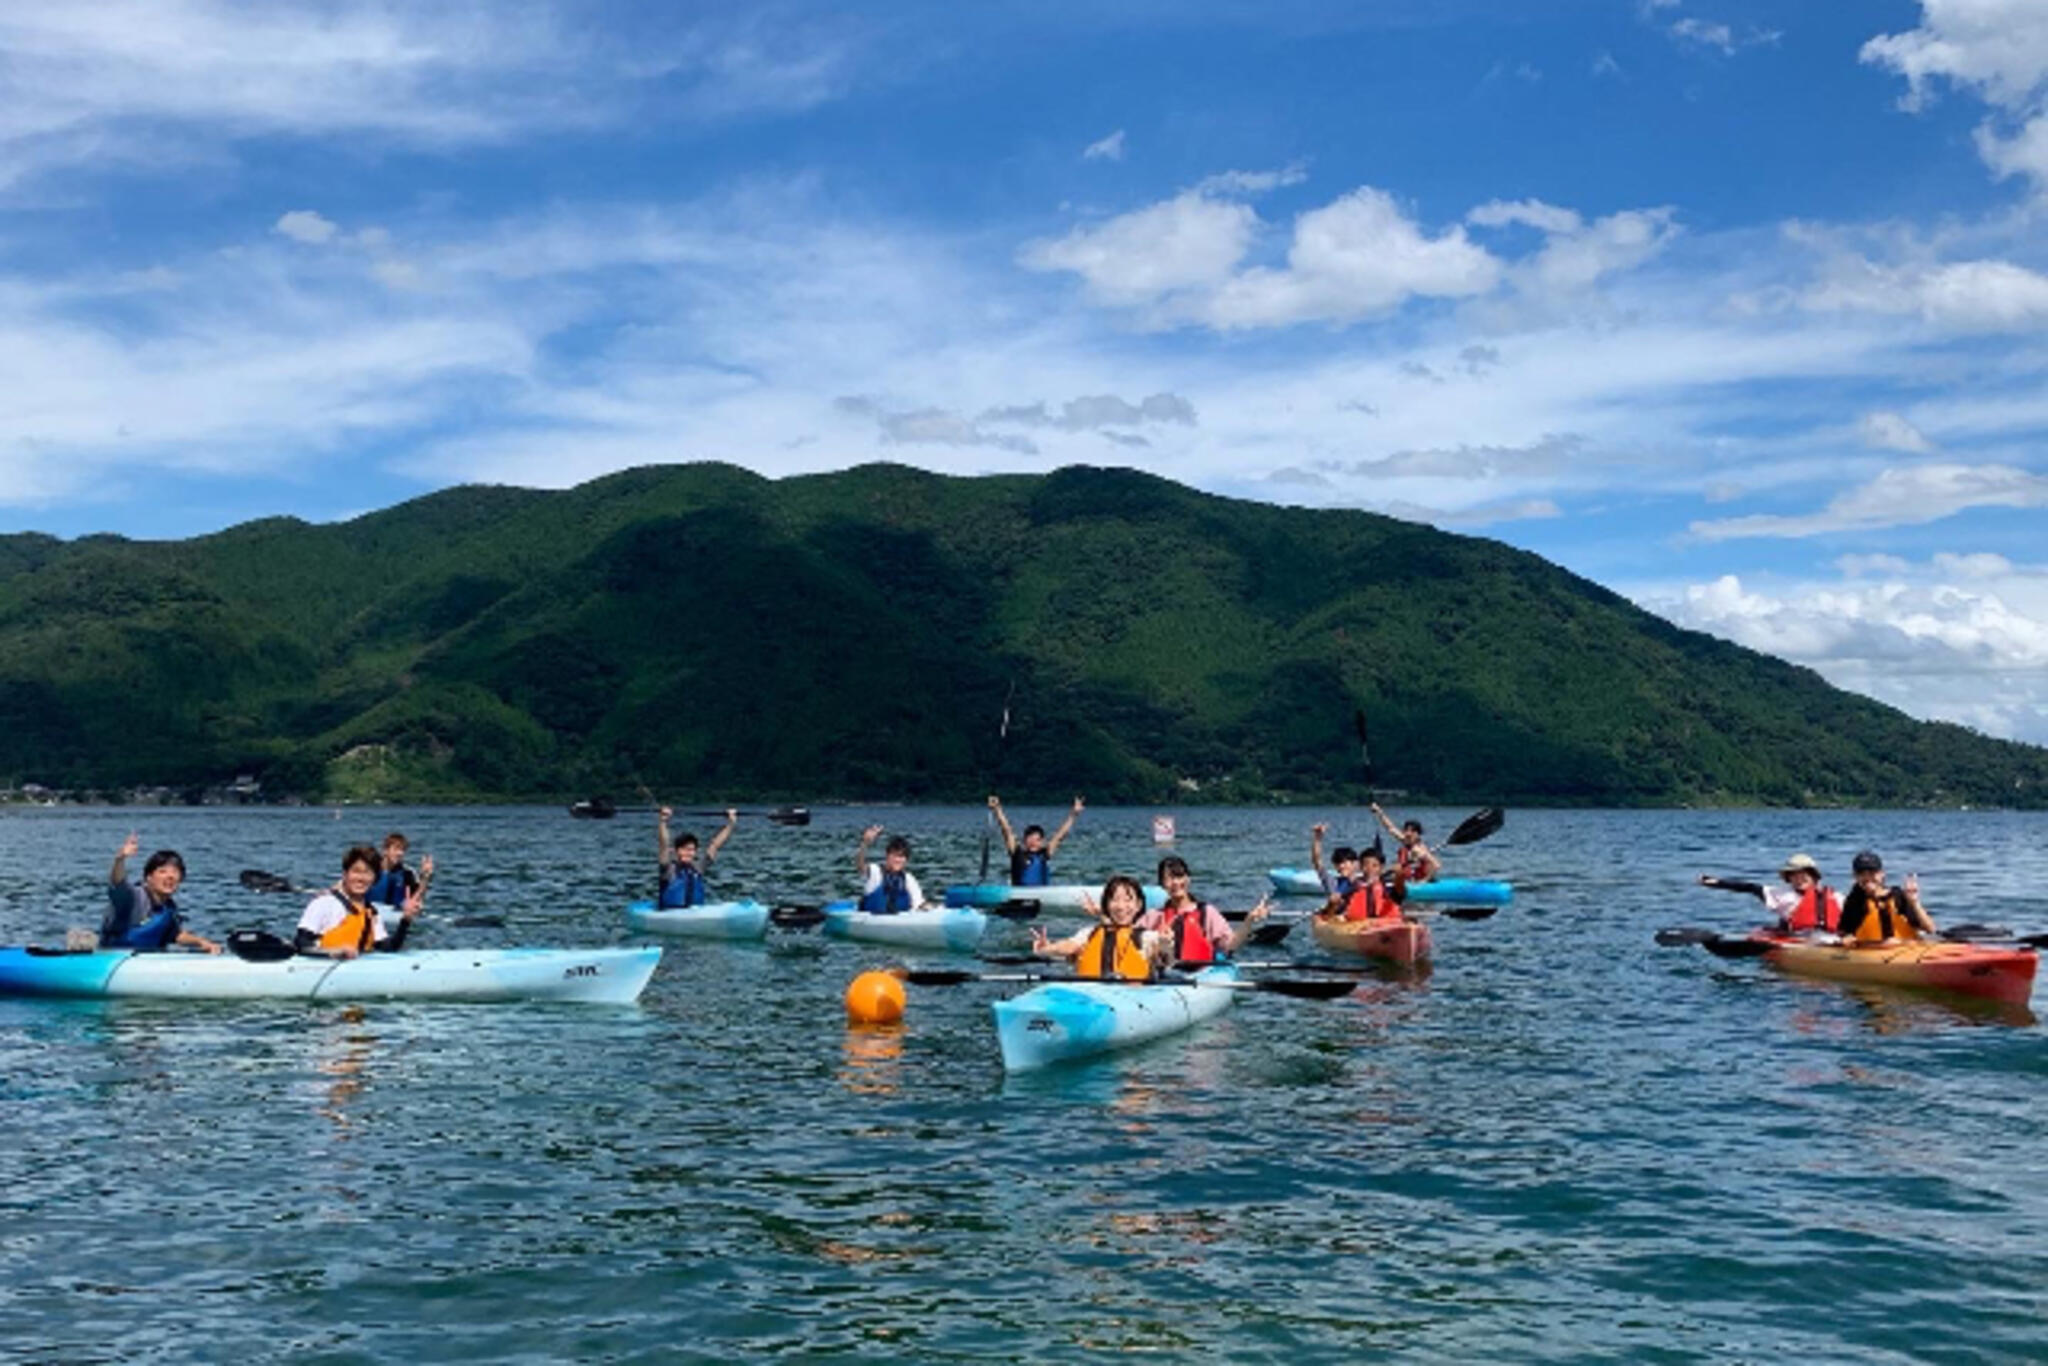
{"left": 1847, "top": 887, "right": 1921, "bottom": 944}
{"left": 1077, "top": 924, "right": 1152, "bottom": 981}
{"left": 317, "top": 892, "right": 378, "bottom": 954}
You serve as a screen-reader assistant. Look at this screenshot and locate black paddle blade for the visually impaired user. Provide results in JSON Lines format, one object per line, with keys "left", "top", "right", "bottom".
{"left": 1254, "top": 976, "right": 1361, "bottom": 1000}
{"left": 768, "top": 808, "right": 811, "bottom": 826}
{"left": 1655, "top": 927, "right": 1719, "bottom": 947}
{"left": 238, "top": 869, "right": 298, "bottom": 894}
{"left": 901, "top": 969, "right": 983, "bottom": 986}
{"left": 1246, "top": 921, "right": 1293, "bottom": 947}
{"left": 989, "top": 900, "right": 1042, "bottom": 921}
{"left": 450, "top": 915, "right": 506, "bottom": 929}
{"left": 770, "top": 906, "right": 826, "bottom": 929}
{"left": 1445, "top": 807, "right": 1505, "bottom": 846}
{"left": 1700, "top": 934, "right": 1775, "bottom": 960}
{"left": 225, "top": 929, "right": 295, "bottom": 962}
{"left": 1439, "top": 904, "right": 1499, "bottom": 922}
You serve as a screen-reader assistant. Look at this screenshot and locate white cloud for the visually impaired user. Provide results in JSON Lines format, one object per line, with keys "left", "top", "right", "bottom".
{"left": 1863, "top": 0, "right": 2048, "bottom": 190}
{"left": 1650, "top": 560, "right": 2048, "bottom": 742}
{"left": 274, "top": 210, "right": 338, "bottom": 245}
{"left": 1468, "top": 199, "right": 1584, "bottom": 234}
{"left": 1194, "top": 163, "right": 1309, "bottom": 196}
{"left": 1690, "top": 463, "right": 2048, "bottom": 540}
{"left": 1018, "top": 191, "right": 1255, "bottom": 307}
{"left": 1858, "top": 410, "right": 1934, "bottom": 453}
{"left": 1800, "top": 257, "right": 2048, "bottom": 331}
{"left": 1082, "top": 129, "right": 1126, "bottom": 162}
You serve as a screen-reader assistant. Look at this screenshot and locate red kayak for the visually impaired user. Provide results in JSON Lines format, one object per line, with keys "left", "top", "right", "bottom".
{"left": 1310, "top": 914, "right": 1432, "bottom": 965}
{"left": 1749, "top": 932, "right": 2036, "bottom": 1006}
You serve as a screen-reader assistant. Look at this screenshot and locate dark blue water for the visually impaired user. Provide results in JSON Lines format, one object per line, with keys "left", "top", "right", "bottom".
{"left": 3, "top": 805, "right": 2044, "bottom": 1362}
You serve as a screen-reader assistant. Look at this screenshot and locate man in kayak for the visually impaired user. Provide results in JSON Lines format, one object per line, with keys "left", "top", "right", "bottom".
{"left": 1370, "top": 803, "right": 1441, "bottom": 883}
{"left": 1142, "top": 855, "right": 1268, "bottom": 964}
{"left": 657, "top": 807, "right": 737, "bottom": 908}
{"left": 1319, "top": 846, "right": 1405, "bottom": 922}
{"left": 102, "top": 833, "right": 222, "bottom": 954}
{"left": 1696, "top": 853, "right": 1841, "bottom": 933}
{"left": 368, "top": 831, "right": 434, "bottom": 911}
{"left": 988, "top": 794, "right": 1083, "bottom": 887}
{"left": 296, "top": 845, "right": 424, "bottom": 958}
{"left": 1031, "top": 875, "right": 1156, "bottom": 979}
{"left": 855, "top": 826, "right": 925, "bottom": 913}
{"left": 1308, "top": 823, "right": 1364, "bottom": 900}
{"left": 1836, "top": 850, "right": 1936, "bottom": 944}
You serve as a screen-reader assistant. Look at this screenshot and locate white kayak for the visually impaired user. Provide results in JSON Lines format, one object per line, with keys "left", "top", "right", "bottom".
{"left": 943, "top": 883, "right": 1167, "bottom": 913}
{"left": 820, "top": 902, "right": 987, "bottom": 953}
{"left": 0, "top": 946, "right": 661, "bottom": 1005}
{"left": 624, "top": 899, "right": 770, "bottom": 940}
{"left": 992, "top": 965, "right": 1238, "bottom": 1070}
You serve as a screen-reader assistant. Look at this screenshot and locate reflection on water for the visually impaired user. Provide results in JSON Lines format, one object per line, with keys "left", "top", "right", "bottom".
{"left": 838, "top": 1025, "right": 904, "bottom": 1096}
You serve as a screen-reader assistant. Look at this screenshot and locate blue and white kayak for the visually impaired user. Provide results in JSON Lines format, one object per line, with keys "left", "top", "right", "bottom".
{"left": 625, "top": 899, "right": 770, "bottom": 940}
{"left": 992, "top": 965, "right": 1239, "bottom": 1071}
{"left": 1267, "top": 867, "right": 1513, "bottom": 906}
{"left": 820, "top": 902, "right": 987, "bottom": 953}
{"left": 943, "top": 883, "right": 1167, "bottom": 913}
{"left": 0, "top": 946, "right": 661, "bottom": 1004}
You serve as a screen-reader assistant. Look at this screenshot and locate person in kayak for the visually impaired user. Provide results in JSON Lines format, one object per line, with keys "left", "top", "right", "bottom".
{"left": 1141, "top": 855, "right": 1268, "bottom": 964}
{"left": 296, "top": 845, "right": 424, "bottom": 959}
{"left": 1696, "top": 853, "right": 1842, "bottom": 933}
{"left": 855, "top": 826, "right": 925, "bottom": 913}
{"left": 367, "top": 830, "right": 434, "bottom": 911}
{"left": 1370, "top": 803, "right": 1441, "bottom": 883}
{"left": 657, "top": 806, "right": 737, "bottom": 908}
{"left": 1308, "top": 824, "right": 1364, "bottom": 899}
{"left": 988, "top": 794, "right": 1084, "bottom": 887}
{"left": 1031, "top": 875, "right": 1156, "bottom": 980}
{"left": 101, "top": 833, "right": 222, "bottom": 953}
{"left": 1836, "top": 850, "right": 1936, "bottom": 944}
{"left": 1320, "top": 846, "right": 1406, "bottom": 922}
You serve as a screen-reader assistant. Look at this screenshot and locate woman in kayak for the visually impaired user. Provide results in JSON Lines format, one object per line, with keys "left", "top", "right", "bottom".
{"left": 854, "top": 826, "right": 925, "bottom": 914}
{"left": 1836, "top": 850, "right": 1936, "bottom": 944}
{"left": 1320, "top": 846, "right": 1406, "bottom": 922}
{"left": 296, "top": 845, "right": 424, "bottom": 959}
{"left": 1309, "top": 824, "right": 1364, "bottom": 899}
{"left": 988, "top": 794, "right": 1083, "bottom": 887}
{"left": 1370, "top": 803, "right": 1441, "bottom": 883}
{"left": 1141, "top": 855, "right": 1268, "bottom": 965}
{"left": 1031, "top": 875, "right": 1155, "bottom": 980}
{"left": 101, "top": 833, "right": 222, "bottom": 954}
{"left": 368, "top": 830, "right": 434, "bottom": 911}
{"left": 1697, "top": 853, "right": 1841, "bottom": 933}
{"left": 657, "top": 806, "right": 736, "bottom": 908}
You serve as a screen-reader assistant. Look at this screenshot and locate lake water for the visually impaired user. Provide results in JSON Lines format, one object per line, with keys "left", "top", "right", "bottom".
{"left": 3, "top": 804, "right": 2044, "bottom": 1363}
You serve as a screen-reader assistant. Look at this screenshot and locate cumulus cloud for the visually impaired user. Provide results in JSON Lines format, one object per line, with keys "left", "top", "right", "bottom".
{"left": 1800, "top": 257, "right": 2048, "bottom": 331}
{"left": 1468, "top": 199, "right": 1584, "bottom": 235}
{"left": 1082, "top": 129, "right": 1126, "bottom": 162}
{"left": 1690, "top": 463, "right": 2048, "bottom": 540}
{"left": 1018, "top": 191, "right": 1255, "bottom": 308}
{"left": 1862, "top": 0, "right": 2048, "bottom": 190}
{"left": 834, "top": 397, "right": 1038, "bottom": 455}
{"left": 1858, "top": 410, "right": 1934, "bottom": 453}
{"left": 274, "top": 210, "right": 338, "bottom": 245}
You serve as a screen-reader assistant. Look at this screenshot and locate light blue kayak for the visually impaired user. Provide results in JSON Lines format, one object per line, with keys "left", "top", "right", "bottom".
{"left": 992, "top": 965, "right": 1239, "bottom": 1070}
{"left": 820, "top": 902, "right": 987, "bottom": 953}
{"left": 1267, "top": 867, "right": 1513, "bottom": 906}
{"left": 625, "top": 899, "right": 770, "bottom": 940}
{"left": 0, "top": 945, "right": 662, "bottom": 1004}
{"left": 943, "top": 883, "right": 1167, "bottom": 913}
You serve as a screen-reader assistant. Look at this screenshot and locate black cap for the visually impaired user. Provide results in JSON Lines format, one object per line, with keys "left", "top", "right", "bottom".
{"left": 1851, "top": 850, "right": 1883, "bottom": 874}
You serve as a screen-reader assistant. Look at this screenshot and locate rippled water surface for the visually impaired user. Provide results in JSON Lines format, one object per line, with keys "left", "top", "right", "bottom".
{"left": 4, "top": 804, "right": 2045, "bottom": 1363}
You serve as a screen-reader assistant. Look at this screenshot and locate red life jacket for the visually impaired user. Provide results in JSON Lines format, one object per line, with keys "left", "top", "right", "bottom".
{"left": 1396, "top": 845, "right": 1430, "bottom": 882}
{"left": 1341, "top": 879, "right": 1401, "bottom": 922}
{"left": 1785, "top": 884, "right": 1841, "bottom": 933}
{"left": 1165, "top": 904, "right": 1218, "bottom": 964}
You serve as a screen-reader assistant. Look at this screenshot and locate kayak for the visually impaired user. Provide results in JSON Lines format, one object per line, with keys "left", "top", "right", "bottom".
{"left": 993, "top": 965, "right": 1239, "bottom": 1070}
{"left": 1309, "top": 915, "right": 1433, "bottom": 965}
{"left": 625, "top": 899, "right": 770, "bottom": 940}
{"left": 0, "top": 946, "right": 661, "bottom": 1004}
{"left": 1748, "top": 932, "right": 2036, "bottom": 1006}
{"left": 943, "top": 883, "right": 1167, "bottom": 913}
{"left": 1268, "top": 868, "right": 1512, "bottom": 905}
{"left": 820, "top": 902, "right": 987, "bottom": 953}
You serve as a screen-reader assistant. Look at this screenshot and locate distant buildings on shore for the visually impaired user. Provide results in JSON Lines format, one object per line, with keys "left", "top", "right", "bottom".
{"left": 0, "top": 775, "right": 275, "bottom": 806}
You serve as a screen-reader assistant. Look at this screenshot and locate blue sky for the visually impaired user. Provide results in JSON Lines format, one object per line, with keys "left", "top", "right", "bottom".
{"left": 4, "top": 1, "right": 2047, "bottom": 741}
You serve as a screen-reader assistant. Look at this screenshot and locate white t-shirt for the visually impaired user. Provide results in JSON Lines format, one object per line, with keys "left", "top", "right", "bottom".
{"left": 298, "top": 891, "right": 390, "bottom": 946}
{"left": 1759, "top": 885, "right": 1801, "bottom": 919}
{"left": 860, "top": 863, "right": 926, "bottom": 910}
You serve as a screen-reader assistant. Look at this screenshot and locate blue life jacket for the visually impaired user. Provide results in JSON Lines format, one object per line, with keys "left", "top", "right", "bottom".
{"left": 366, "top": 866, "right": 417, "bottom": 909}
{"left": 860, "top": 869, "right": 911, "bottom": 914}
{"left": 1011, "top": 848, "right": 1051, "bottom": 887}
{"left": 1330, "top": 874, "right": 1358, "bottom": 900}
{"left": 101, "top": 884, "right": 183, "bottom": 950}
{"left": 660, "top": 863, "right": 708, "bottom": 909}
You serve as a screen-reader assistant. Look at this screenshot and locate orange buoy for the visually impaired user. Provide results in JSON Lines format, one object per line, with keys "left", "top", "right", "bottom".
{"left": 845, "top": 969, "right": 907, "bottom": 1025}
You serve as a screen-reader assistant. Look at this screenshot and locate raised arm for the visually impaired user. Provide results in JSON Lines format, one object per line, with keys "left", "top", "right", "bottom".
{"left": 110, "top": 832, "right": 139, "bottom": 885}
{"left": 856, "top": 825, "right": 883, "bottom": 878}
{"left": 1045, "top": 797, "right": 1084, "bottom": 855}
{"left": 1368, "top": 802, "right": 1400, "bottom": 837}
{"left": 1696, "top": 874, "right": 1768, "bottom": 902}
{"left": 705, "top": 808, "right": 738, "bottom": 863}
{"left": 1901, "top": 873, "right": 1936, "bottom": 934}
{"left": 987, "top": 796, "right": 1019, "bottom": 854}
{"left": 657, "top": 807, "right": 675, "bottom": 873}
{"left": 1309, "top": 823, "right": 1328, "bottom": 878}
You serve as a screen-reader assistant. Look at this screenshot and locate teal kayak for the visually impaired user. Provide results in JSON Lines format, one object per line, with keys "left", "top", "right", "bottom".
{"left": 1267, "top": 867, "right": 1513, "bottom": 905}
{"left": 943, "top": 883, "right": 1166, "bottom": 913}
{"left": 820, "top": 902, "right": 987, "bottom": 953}
{"left": 0, "top": 945, "right": 661, "bottom": 1004}
{"left": 992, "top": 966, "right": 1238, "bottom": 1070}
{"left": 625, "top": 899, "right": 770, "bottom": 940}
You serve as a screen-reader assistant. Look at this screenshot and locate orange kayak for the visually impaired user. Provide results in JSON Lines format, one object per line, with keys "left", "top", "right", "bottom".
{"left": 1310, "top": 914, "right": 1432, "bottom": 965}
{"left": 1749, "top": 932, "right": 2036, "bottom": 1006}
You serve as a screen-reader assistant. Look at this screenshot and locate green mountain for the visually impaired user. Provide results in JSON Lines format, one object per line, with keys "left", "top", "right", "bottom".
{"left": 2, "top": 462, "right": 2043, "bottom": 807}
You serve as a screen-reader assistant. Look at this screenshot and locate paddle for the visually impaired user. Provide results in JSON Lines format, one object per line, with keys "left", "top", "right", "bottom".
{"left": 239, "top": 868, "right": 313, "bottom": 895}
{"left": 225, "top": 929, "right": 297, "bottom": 962}
{"left": 1245, "top": 920, "right": 1293, "bottom": 947}
{"left": 688, "top": 807, "right": 810, "bottom": 826}
{"left": 898, "top": 968, "right": 1361, "bottom": 1000}
{"left": 1444, "top": 807, "right": 1504, "bottom": 846}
